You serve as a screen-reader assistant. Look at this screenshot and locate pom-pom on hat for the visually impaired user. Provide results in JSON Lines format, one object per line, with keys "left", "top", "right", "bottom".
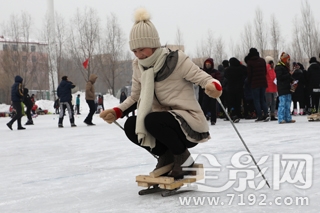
{"left": 129, "top": 8, "right": 161, "bottom": 51}
{"left": 280, "top": 52, "right": 290, "bottom": 64}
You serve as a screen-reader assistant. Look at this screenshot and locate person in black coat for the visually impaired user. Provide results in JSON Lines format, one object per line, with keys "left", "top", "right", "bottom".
{"left": 243, "top": 77, "right": 256, "bottom": 119}
{"left": 23, "top": 88, "right": 34, "bottom": 125}
{"left": 120, "top": 91, "right": 127, "bottom": 103}
{"left": 224, "top": 57, "right": 247, "bottom": 122}
{"left": 6, "top": 75, "right": 25, "bottom": 130}
{"left": 57, "top": 76, "right": 76, "bottom": 127}
{"left": 200, "top": 58, "right": 220, "bottom": 125}
{"left": 54, "top": 98, "right": 60, "bottom": 114}
{"left": 307, "top": 57, "right": 320, "bottom": 112}
{"left": 291, "top": 62, "right": 305, "bottom": 115}
{"left": 221, "top": 60, "right": 230, "bottom": 118}
{"left": 275, "top": 52, "right": 296, "bottom": 124}
{"left": 299, "top": 63, "right": 311, "bottom": 114}
{"left": 217, "top": 64, "right": 227, "bottom": 118}
{"left": 245, "top": 48, "right": 269, "bottom": 121}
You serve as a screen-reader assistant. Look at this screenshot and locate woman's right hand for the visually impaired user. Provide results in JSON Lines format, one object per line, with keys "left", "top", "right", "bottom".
{"left": 100, "top": 107, "right": 122, "bottom": 124}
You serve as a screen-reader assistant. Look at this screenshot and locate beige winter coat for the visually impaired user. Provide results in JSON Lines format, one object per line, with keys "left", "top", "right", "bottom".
{"left": 118, "top": 50, "right": 216, "bottom": 143}
{"left": 85, "top": 74, "right": 98, "bottom": 100}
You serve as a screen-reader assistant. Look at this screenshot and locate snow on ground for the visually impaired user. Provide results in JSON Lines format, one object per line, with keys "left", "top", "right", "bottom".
{"left": 0, "top": 93, "right": 319, "bottom": 213}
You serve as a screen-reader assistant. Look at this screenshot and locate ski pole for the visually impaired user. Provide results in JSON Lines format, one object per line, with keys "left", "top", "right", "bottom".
{"left": 114, "top": 120, "right": 124, "bottom": 130}
{"left": 113, "top": 120, "right": 158, "bottom": 159}
{"left": 216, "top": 97, "right": 270, "bottom": 188}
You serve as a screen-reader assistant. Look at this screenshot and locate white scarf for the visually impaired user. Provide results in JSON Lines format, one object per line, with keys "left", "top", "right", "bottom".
{"left": 136, "top": 48, "right": 168, "bottom": 148}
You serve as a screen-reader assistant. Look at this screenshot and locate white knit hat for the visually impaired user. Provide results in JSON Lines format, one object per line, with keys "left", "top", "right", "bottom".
{"left": 265, "top": 56, "right": 274, "bottom": 64}
{"left": 129, "top": 8, "right": 161, "bottom": 51}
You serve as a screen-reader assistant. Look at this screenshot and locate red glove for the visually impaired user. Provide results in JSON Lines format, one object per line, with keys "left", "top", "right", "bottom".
{"left": 100, "top": 107, "right": 122, "bottom": 124}
{"left": 205, "top": 80, "right": 222, "bottom": 99}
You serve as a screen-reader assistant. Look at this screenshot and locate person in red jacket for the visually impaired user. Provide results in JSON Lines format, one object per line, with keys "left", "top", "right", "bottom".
{"left": 265, "top": 56, "right": 278, "bottom": 121}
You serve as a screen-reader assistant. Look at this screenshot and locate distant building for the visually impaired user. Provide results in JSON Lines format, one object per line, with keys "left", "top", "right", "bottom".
{"left": 0, "top": 35, "right": 49, "bottom": 103}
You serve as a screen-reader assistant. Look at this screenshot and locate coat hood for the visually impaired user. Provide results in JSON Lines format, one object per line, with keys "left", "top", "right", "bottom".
{"left": 246, "top": 48, "right": 260, "bottom": 62}
{"left": 15, "top": 75, "right": 23, "bottom": 83}
{"left": 89, "top": 74, "right": 98, "bottom": 84}
{"left": 203, "top": 58, "right": 214, "bottom": 69}
{"left": 265, "top": 56, "right": 274, "bottom": 64}
{"left": 229, "top": 57, "right": 241, "bottom": 66}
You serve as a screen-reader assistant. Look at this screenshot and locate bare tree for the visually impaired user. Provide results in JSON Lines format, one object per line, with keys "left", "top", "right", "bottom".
{"left": 229, "top": 39, "right": 239, "bottom": 60}
{"left": 54, "top": 13, "right": 69, "bottom": 79}
{"left": 97, "top": 13, "right": 126, "bottom": 96}
{"left": 0, "top": 12, "right": 43, "bottom": 103}
{"left": 213, "top": 36, "right": 227, "bottom": 65}
{"left": 241, "top": 22, "right": 254, "bottom": 56}
{"left": 69, "top": 8, "right": 101, "bottom": 82}
{"left": 269, "top": 14, "right": 281, "bottom": 61}
{"left": 300, "top": 0, "right": 318, "bottom": 58}
{"left": 40, "top": 12, "right": 68, "bottom": 100}
{"left": 290, "top": 17, "right": 304, "bottom": 65}
{"left": 253, "top": 8, "right": 268, "bottom": 58}
{"left": 195, "top": 30, "right": 215, "bottom": 66}
{"left": 1, "top": 13, "right": 32, "bottom": 83}
{"left": 175, "top": 27, "right": 184, "bottom": 51}
{"left": 229, "top": 38, "right": 246, "bottom": 63}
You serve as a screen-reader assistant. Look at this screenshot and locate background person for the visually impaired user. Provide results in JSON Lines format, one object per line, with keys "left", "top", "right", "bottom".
{"left": 57, "top": 76, "right": 76, "bottom": 128}
{"left": 6, "top": 75, "right": 25, "bottom": 130}
{"left": 84, "top": 74, "right": 98, "bottom": 125}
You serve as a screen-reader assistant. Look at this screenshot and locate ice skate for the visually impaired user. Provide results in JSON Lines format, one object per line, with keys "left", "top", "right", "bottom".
{"left": 136, "top": 163, "right": 203, "bottom": 197}
{"left": 307, "top": 113, "right": 320, "bottom": 121}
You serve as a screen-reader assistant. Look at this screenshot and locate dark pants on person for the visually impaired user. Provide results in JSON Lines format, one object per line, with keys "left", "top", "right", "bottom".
{"left": 217, "top": 91, "right": 227, "bottom": 117}
{"left": 227, "top": 91, "right": 243, "bottom": 118}
{"left": 252, "top": 88, "right": 268, "bottom": 118}
{"left": 311, "top": 92, "right": 320, "bottom": 112}
{"left": 201, "top": 94, "right": 217, "bottom": 123}
{"left": 243, "top": 98, "right": 255, "bottom": 117}
{"left": 58, "top": 101, "right": 75, "bottom": 125}
{"left": 8, "top": 101, "right": 23, "bottom": 128}
{"left": 84, "top": 100, "right": 96, "bottom": 123}
{"left": 76, "top": 104, "right": 80, "bottom": 114}
{"left": 124, "top": 112, "right": 197, "bottom": 156}
{"left": 304, "top": 90, "right": 311, "bottom": 112}
{"left": 25, "top": 104, "right": 32, "bottom": 121}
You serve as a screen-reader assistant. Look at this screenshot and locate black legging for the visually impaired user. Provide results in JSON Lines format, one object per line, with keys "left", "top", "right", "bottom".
{"left": 25, "top": 104, "right": 32, "bottom": 121}
{"left": 227, "top": 91, "right": 243, "bottom": 118}
{"left": 124, "top": 112, "right": 197, "bottom": 156}
{"left": 9, "top": 101, "right": 23, "bottom": 127}
{"left": 311, "top": 92, "right": 320, "bottom": 112}
{"left": 201, "top": 94, "right": 217, "bottom": 122}
{"left": 84, "top": 100, "right": 95, "bottom": 123}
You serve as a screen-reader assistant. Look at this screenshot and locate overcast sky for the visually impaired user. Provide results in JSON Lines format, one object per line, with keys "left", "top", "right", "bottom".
{"left": 0, "top": 0, "right": 320, "bottom": 58}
